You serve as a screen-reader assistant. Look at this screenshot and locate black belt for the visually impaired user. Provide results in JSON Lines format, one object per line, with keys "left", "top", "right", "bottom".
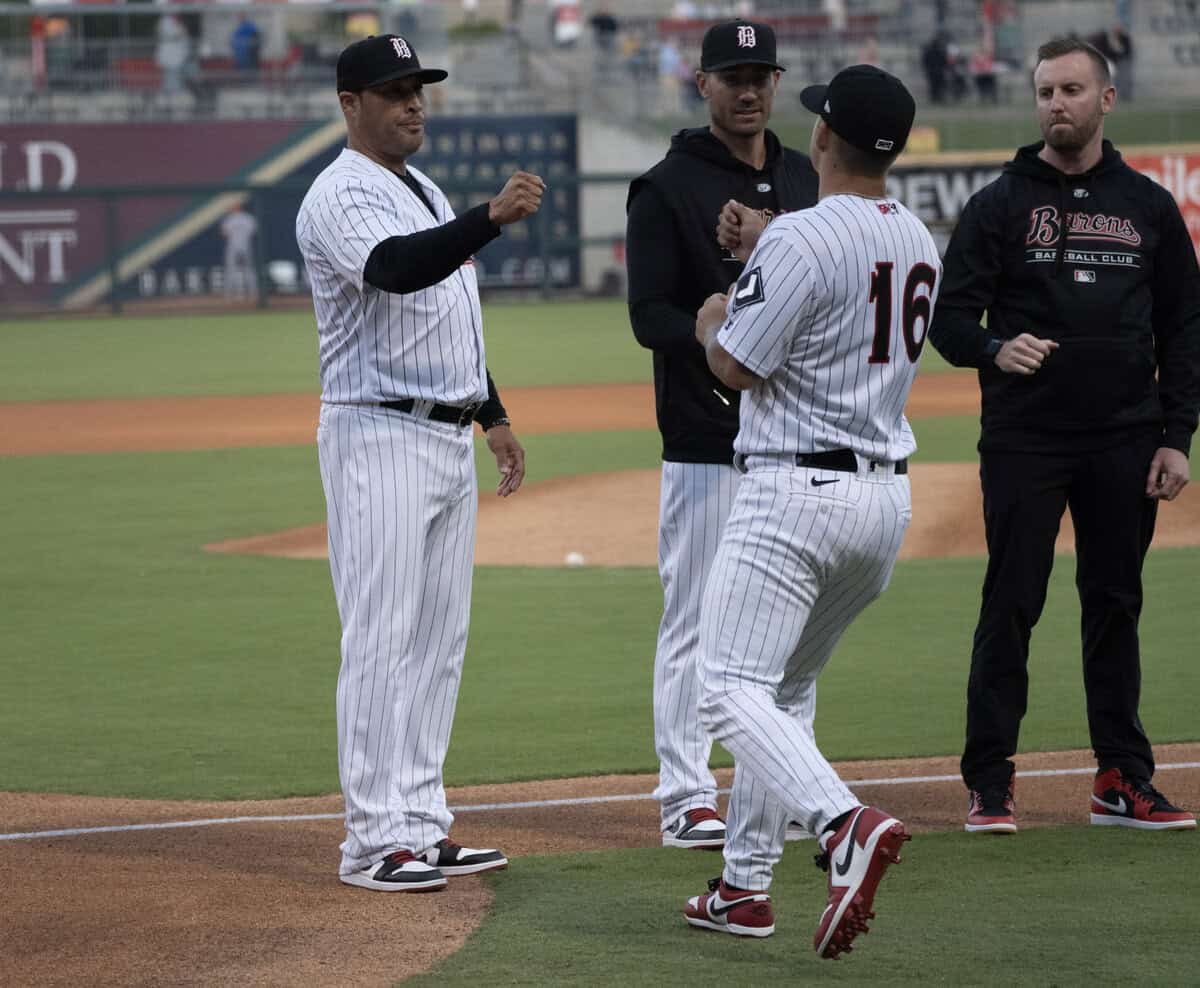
{"left": 380, "top": 398, "right": 482, "bottom": 427}
{"left": 794, "top": 449, "right": 907, "bottom": 475}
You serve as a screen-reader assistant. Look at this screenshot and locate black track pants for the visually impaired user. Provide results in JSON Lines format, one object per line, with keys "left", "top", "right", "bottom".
{"left": 960, "top": 435, "right": 1160, "bottom": 790}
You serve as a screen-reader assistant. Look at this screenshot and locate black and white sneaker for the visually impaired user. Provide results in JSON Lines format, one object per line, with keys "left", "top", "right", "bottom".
{"left": 340, "top": 850, "right": 448, "bottom": 892}
{"left": 423, "top": 838, "right": 508, "bottom": 876}
{"left": 662, "top": 807, "right": 726, "bottom": 849}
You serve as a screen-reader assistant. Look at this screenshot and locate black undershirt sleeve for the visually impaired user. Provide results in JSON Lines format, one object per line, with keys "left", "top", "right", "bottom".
{"left": 362, "top": 179, "right": 500, "bottom": 294}
{"left": 476, "top": 370, "right": 509, "bottom": 431}
{"left": 363, "top": 203, "right": 499, "bottom": 293}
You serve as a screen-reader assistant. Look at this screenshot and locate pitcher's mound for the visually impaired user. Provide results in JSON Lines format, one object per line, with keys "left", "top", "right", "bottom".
{"left": 206, "top": 463, "right": 1200, "bottom": 565}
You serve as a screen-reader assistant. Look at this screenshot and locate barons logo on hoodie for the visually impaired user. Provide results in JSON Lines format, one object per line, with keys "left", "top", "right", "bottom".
{"left": 1025, "top": 205, "right": 1143, "bottom": 247}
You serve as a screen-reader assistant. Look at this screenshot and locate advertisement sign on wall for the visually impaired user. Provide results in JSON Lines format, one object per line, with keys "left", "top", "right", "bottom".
{"left": 0, "top": 115, "right": 580, "bottom": 309}
{"left": 1, "top": 128, "right": 1198, "bottom": 310}
{"left": 1124, "top": 150, "right": 1200, "bottom": 263}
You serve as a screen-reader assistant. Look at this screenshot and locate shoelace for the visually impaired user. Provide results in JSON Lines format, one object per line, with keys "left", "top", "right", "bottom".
{"left": 705, "top": 876, "right": 721, "bottom": 894}
{"left": 813, "top": 850, "right": 831, "bottom": 873}
{"left": 1130, "top": 778, "right": 1175, "bottom": 810}
{"left": 977, "top": 786, "right": 1013, "bottom": 813}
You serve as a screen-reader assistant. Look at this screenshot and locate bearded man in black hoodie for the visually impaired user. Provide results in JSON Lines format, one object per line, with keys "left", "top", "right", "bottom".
{"left": 625, "top": 19, "right": 818, "bottom": 850}
{"left": 930, "top": 37, "right": 1200, "bottom": 834}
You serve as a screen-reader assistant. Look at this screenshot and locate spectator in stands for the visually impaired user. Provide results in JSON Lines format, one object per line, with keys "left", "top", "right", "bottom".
{"left": 44, "top": 16, "right": 72, "bottom": 90}
{"left": 550, "top": 0, "right": 581, "bottom": 48}
{"left": 971, "top": 46, "right": 998, "bottom": 103}
{"left": 946, "top": 38, "right": 969, "bottom": 101}
{"left": 657, "top": 37, "right": 684, "bottom": 116}
{"left": 589, "top": 5, "right": 619, "bottom": 52}
{"left": 220, "top": 202, "right": 259, "bottom": 300}
{"left": 623, "top": 29, "right": 655, "bottom": 115}
{"left": 856, "top": 35, "right": 881, "bottom": 67}
{"left": 1089, "top": 23, "right": 1134, "bottom": 99}
{"left": 921, "top": 31, "right": 949, "bottom": 103}
{"left": 231, "top": 15, "right": 262, "bottom": 74}
{"left": 590, "top": 4, "right": 620, "bottom": 80}
{"left": 156, "top": 13, "right": 191, "bottom": 95}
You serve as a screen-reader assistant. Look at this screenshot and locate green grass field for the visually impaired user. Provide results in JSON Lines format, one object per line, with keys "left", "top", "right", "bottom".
{"left": 2, "top": 301, "right": 1196, "bottom": 984}
{"left": 412, "top": 832, "right": 1200, "bottom": 985}
{"left": 0, "top": 300, "right": 956, "bottom": 401}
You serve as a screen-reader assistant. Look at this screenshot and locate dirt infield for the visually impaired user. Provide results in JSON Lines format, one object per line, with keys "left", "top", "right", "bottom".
{"left": 0, "top": 375, "right": 980, "bottom": 456}
{"left": 2, "top": 746, "right": 1198, "bottom": 987}
{"left": 208, "top": 462, "right": 1200, "bottom": 566}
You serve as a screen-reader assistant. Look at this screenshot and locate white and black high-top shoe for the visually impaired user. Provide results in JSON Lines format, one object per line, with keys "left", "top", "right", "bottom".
{"left": 340, "top": 850, "right": 447, "bottom": 892}
{"left": 423, "top": 838, "right": 508, "bottom": 876}
{"left": 662, "top": 807, "right": 726, "bottom": 849}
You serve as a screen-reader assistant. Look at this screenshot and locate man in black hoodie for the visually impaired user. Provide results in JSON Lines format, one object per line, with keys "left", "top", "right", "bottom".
{"left": 625, "top": 19, "right": 819, "bottom": 850}
{"left": 929, "top": 37, "right": 1200, "bottom": 834}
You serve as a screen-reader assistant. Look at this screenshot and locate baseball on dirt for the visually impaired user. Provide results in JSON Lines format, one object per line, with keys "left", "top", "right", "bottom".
{"left": 564, "top": 551, "right": 586, "bottom": 567}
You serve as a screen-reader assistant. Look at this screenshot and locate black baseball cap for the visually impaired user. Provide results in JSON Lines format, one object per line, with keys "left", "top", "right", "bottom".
{"left": 336, "top": 34, "right": 448, "bottom": 92}
{"left": 800, "top": 65, "right": 915, "bottom": 155}
{"left": 700, "top": 20, "right": 785, "bottom": 72}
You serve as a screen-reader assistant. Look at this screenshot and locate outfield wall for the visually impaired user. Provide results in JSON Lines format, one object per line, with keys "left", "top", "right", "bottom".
{"left": 0, "top": 119, "right": 1197, "bottom": 315}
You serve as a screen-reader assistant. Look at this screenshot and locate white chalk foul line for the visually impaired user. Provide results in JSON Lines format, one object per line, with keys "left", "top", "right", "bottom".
{"left": 2, "top": 761, "right": 1198, "bottom": 844}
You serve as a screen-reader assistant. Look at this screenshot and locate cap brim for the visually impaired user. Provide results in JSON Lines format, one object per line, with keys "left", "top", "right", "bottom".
{"left": 340, "top": 66, "right": 448, "bottom": 91}
{"left": 799, "top": 83, "right": 827, "bottom": 115}
{"left": 375, "top": 66, "right": 448, "bottom": 86}
{"left": 701, "top": 58, "right": 785, "bottom": 72}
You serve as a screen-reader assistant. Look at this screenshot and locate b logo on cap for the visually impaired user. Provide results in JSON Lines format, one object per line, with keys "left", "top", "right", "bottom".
{"left": 391, "top": 37, "right": 412, "bottom": 60}
{"left": 737, "top": 25, "right": 757, "bottom": 48}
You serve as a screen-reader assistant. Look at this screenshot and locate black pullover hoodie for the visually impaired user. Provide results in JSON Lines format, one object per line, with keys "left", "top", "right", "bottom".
{"left": 626, "top": 127, "right": 818, "bottom": 463}
{"left": 929, "top": 140, "right": 1200, "bottom": 455}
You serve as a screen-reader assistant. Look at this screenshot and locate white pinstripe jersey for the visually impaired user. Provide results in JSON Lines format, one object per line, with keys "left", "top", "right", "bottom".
{"left": 296, "top": 148, "right": 487, "bottom": 405}
{"left": 717, "top": 194, "right": 942, "bottom": 462}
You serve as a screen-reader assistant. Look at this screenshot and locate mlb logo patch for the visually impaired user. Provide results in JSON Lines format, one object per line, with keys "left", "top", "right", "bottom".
{"left": 1074, "top": 269, "right": 1096, "bottom": 283}
{"left": 1073, "top": 188, "right": 1089, "bottom": 198}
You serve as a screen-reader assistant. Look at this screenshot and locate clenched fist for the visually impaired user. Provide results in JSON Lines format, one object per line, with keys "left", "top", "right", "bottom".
{"left": 994, "top": 333, "right": 1059, "bottom": 375}
{"left": 696, "top": 292, "right": 729, "bottom": 347}
{"left": 489, "top": 171, "right": 546, "bottom": 226}
{"left": 716, "top": 199, "right": 766, "bottom": 263}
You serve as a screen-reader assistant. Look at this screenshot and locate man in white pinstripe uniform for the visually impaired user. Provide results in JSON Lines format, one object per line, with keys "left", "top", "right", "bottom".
{"left": 296, "top": 35, "right": 544, "bottom": 892}
{"left": 686, "top": 66, "right": 941, "bottom": 959}
{"left": 626, "top": 20, "right": 819, "bottom": 851}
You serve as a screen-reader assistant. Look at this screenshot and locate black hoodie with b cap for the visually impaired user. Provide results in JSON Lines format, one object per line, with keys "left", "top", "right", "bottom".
{"left": 626, "top": 127, "right": 818, "bottom": 463}
{"left": 929, "top": 139, "right": 1200, "bottom": 455}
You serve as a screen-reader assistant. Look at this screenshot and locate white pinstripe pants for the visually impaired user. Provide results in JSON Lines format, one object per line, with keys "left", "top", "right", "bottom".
{"left": 653, "top": 461, "right": 739, "bottom": 827}
{"left": 698, "top": 458, "right": 911, "bottom": 890}
{"left": 318, "top": 403, "right": 477, "bottom": 875}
